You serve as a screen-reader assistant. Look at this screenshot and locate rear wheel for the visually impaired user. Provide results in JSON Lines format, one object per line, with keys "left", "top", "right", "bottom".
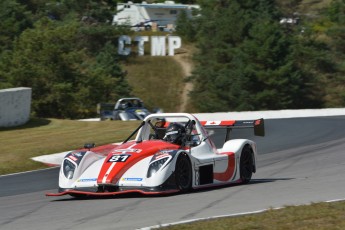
{"left": 175, "top": 153, "right": 192, "bottom": 192}
{"left": 240, "top": 145, "right": 254, "bottom": 184}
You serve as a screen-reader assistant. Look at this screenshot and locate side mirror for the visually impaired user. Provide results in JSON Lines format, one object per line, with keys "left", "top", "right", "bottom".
{"left": 153, "top": 108, "right": 163, "bottom": 113}
{"left": 84, "top": 143, "right": 95, "bottom": 150}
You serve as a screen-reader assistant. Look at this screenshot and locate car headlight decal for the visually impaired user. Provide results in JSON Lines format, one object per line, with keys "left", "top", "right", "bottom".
{"left": 63, "top": 159, "right": 76, "bottom": 179}
{"left": 147, "top": 157, "right": 168, "bottom": 178}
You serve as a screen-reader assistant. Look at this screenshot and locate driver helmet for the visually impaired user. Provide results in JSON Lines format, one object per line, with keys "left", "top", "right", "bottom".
{"left": 164, "top": 123, "right": 186, "bottom": 145}
{"left": 154, "top": 118, "right": 166, "bottom": 128}
{"left": 120, "top": 102, "right": 128, "bottom": 110}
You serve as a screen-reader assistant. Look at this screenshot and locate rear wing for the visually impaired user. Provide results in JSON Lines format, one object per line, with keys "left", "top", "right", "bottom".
{"left": 200, "top": 118, "right": 265, "bottom": 138}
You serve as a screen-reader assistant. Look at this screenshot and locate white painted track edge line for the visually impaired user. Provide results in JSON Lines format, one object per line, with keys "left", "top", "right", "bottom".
{"left": 0, "top": 166, "right": 59, "bottom": 177}
{"left": 137, "top": 209, "right": 277, "bottom": 230}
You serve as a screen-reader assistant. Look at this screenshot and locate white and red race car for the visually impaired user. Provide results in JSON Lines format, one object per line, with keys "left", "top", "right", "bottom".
{"left": 47, "top": 113, "right": 264, "bottom": 197}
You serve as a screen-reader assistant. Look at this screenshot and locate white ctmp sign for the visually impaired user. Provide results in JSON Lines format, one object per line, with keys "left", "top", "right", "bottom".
{"left": 118, "top": 35, "right": 181, "bottom": 56}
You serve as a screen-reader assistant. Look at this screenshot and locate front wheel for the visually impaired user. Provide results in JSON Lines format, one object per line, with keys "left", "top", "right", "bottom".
{"left": 240, "top": 145, "right": 254, "bottom": 184}
{"left": 175, "top": 153, "right": 192, "bottom": 192}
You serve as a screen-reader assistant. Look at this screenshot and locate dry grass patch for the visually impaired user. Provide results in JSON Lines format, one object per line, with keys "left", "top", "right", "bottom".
{"left": 299, "top": 0, "right": 333, "bottom": 15}
{"left": 0, "top": 118, "right": 140, "bottom": 175}
{"left": 124, "top": 55, "right": 184, "bottom": 112}
{"left": 161, "top": 201, "right": 345, "bottom": 230}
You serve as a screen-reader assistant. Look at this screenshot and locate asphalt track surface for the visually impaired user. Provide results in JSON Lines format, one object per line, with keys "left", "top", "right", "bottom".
{"left": 1, "top": 116, "right": 345, "bottom": 230}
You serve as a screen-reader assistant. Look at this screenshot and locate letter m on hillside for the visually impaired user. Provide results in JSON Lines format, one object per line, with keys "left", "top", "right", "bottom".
{"left": 151, "top": 36, "right": 166, "bottom": 56}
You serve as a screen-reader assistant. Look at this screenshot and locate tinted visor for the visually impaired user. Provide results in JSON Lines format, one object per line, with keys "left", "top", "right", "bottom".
{"left": 164, "top": 130, "right": 179, "bottom": 142}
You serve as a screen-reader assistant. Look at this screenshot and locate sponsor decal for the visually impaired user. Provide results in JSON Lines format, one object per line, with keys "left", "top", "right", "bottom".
{"left": 151, "top": 150, "right": 177, "bottom": 162}
{"left": 155, "top": 153, "right": 170, "bottom": 160}
{"left": 113, "top": 148, "right": 142, "bottom": 154}
{"left": 77, "top": 178, "right": 97, "bottom": 182}
{"left": 69, "top": 155, "right": 78, "bottom": 161}
{"left": 165, "top": 130, "right": 179, "bottom": 135}
{"left": 155, "top": 150, "right": 175, "bottom": 155}
{"left": 108, "top": 154, "right": 131, "bottom": 162}
{"left": 202, "top": 120, "right": 236, "bottom": 126}
{"left": 206, "top": 121, "right": 221, "bottom": 125}
{"left": 65, "top": 151, "right": 87, "bottom": 165}
{"left": 72, "top": 152, "right": 84, "bottom": 157}
{"left": 121, "top": 178, "right": 143, "bottom": 182}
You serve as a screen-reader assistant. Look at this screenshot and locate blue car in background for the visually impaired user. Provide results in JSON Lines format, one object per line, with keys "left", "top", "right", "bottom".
{"left": 98, "top": 98, "right": 160, "bottom": 121}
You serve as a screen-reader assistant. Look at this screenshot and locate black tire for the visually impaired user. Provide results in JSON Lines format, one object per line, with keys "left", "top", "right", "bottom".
{"left": 114, "top": 111, "right": 120, "bottom": 120}
{"left": 240, "top": 145, "right": 254, "bottom": 184}
{"left": 175, "top": 153, "right": 192, "bottom": 192}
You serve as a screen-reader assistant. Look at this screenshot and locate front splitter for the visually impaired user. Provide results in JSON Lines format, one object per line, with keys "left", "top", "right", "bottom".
{"left": 46, "top": 188, "right": 179, "bottom": 197}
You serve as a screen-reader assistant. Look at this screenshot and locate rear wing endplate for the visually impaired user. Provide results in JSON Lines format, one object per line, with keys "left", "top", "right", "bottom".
{"left": 200, "top": 118, "right": 265, "bottom": 137}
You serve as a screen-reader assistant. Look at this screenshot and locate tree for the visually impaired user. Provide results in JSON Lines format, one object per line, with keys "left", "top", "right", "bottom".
{"left": 18, "top": 0, "right": 117, "bottom": 22}
{"left": 87, "top": 42, "right": 132, "bottom": 102}
{"left": 320, "top": 0, "right": 345, "bottom": 106}
{"left": 0, "top": 0, "right": 32, "bottom": 52}
{"left": 0, "top": 0, "right": 134, "bottom": 119}
{"left": 1, "top": 19, "right": 85, "bottom": 118}
{"left": 190, "top": 0, "right": 323, "bottom": 112}
{"left": 175, "top": 9, "right": 199, "bottom": 42}
{"left": 0, "top": 18, "right": 130, "bottom": 118}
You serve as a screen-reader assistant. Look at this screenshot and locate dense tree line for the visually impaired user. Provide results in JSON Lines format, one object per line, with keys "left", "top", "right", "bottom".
{"left": 0, "top": 0, "right": 131, "bottom": 118}
{"left": 1, "top": 0, "right": 344, "bottom": 118}
{"left": 177, "top": 0, "right": 345, "bottom": 112}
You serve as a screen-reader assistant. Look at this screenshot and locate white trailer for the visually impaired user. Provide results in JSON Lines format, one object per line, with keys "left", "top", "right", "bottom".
{"left": 113, "top": 1, "right": 199, "bottom": 30}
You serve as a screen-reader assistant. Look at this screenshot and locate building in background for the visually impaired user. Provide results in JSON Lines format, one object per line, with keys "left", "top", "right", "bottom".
{"left": 113, "top": 1, "right": 199, "bottom": 31}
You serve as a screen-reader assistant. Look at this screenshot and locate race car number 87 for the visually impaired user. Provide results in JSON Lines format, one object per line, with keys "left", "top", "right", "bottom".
{"left": 108, "top": 154, "right": 130, "bottom": 162}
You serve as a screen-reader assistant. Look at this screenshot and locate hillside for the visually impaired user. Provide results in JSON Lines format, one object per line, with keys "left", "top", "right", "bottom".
{"left": 0, "top": 0, "right": 343, "bottom": 119}
{"left": 123, "top": 40, "right": 195, "bottom": 113}
{"left": 299, "top": 0, "right": 333, "bottom": 14}
{"left": 277, "top": 0, "right": 332, "bottom": 15}
{"left": 124, "top": 0, "right": 344, "bottom": 113}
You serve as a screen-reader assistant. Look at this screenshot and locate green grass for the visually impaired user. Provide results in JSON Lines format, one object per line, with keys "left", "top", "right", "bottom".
{"left": 278, "top": 0, "right": 332, "bottom": 16}
{"left": 122, "top": 30, "right": 187, "bottom": 113}
{"left": 161, "top": 201, "right": 345, "bottom": 230}
{"left": 0, "top": 118, "right": 140, "bottom": 175}
{"left": 124, "top": 55, "right": 184, "bottom": 113}
{"left": 299, "top": 0, "right": 333, "bottom": 15}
